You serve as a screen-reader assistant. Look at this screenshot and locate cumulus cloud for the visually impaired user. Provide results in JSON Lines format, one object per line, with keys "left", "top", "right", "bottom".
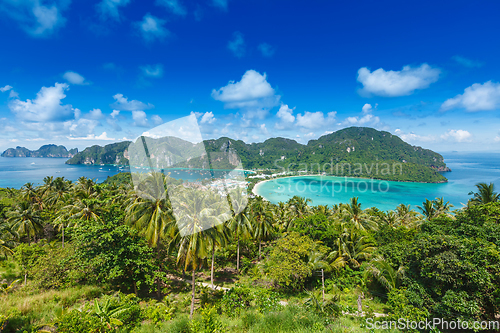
{"left": 132, "top": 110, "right": 149, "bottom": 127}
{"left": 275, "top": 104, "right": 295, "bottom": 129}
{"left": 200, "top": 112, "right": 216, "bottom": 124}
{"left": 0, "top": 0, "right": 69, "bottom": 37}
{"left": 96, "top": 0, "right": 131, "bottom": 21}
{"left": 63, "top": 71, "right": 89, "bottom": 85}
{"left": 341, "top": 104, "right": 380, "bottom": 126}
{"left": 441, "top": 81, "right": 500, "bottom": 112}
{"left": 135, "top": 13, "right": 169, "bottom": 43}
{"left": 140, "top": 64, "right": 164, "bottom": 78}
{"left": 110, "top": 110, "right": 120, "bottom": 118}
{"left": 452, "top": 55, "right": 483, "bottom": 68}
{"left": 0, "top": 85, "right": 13, "bottom": 92}
{"left": 227, "top": 31, "right": 245, "bottom": 58}
{"left": 395, "top": 129, "right": 436, "bottom": 143}
{"left": 65, "top": 118, "right": 100, "bottom": 137}
{"left": 111, "top": 94, "right": 154, "bottom": 111}
{"left": 152, "top": 115, "right": 163, "bottom": 125}
{"left": 156, "top": 0, "right": 186, "bottom": 16}
{"left": 296, "top": 111, "right": 336, "bottom": 129}
{"left": 259, "top": 123, "right": 269, "bottom": 135}
{"left": 211, "top": 70, "right": 280, "bottom": 119}
{"left": 9, "top": 83, "right": 74, "bottom": 122}
{"left": 441, "top": 129, "right": 472, "bottom": 142}
{"left": 68, "top": 132, "right": 115, "bottom": 141}
{"left": 258, "top": 43, "right": 275, "bottom": 57}
{"left": 357, "top": 63, "right": 440, "bottom": 97}
{"left": 87, "top": 108, "right": 104, "bottom": 120}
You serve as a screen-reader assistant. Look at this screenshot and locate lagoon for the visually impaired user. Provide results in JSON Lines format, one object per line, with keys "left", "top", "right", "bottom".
{"left": 253, "top": 152, "right": 500, "bottom": 211}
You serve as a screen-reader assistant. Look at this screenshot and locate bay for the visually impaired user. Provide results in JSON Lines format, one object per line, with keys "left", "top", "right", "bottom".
{"left": 253, "top": 152, "right": 500, "bottom": 211}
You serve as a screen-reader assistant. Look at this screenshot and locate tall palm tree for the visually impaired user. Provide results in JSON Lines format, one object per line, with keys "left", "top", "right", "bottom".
{"left": 417, "top": 199, "right": 435, "bottom": 220}
{"left": 432, "top": 197, "right": 454, "bottom": 217}
{"left": 328, "top": 227, "right": 375, "bottom": 270}
{"left": 287, "top": 196, "right": 311, "bottom": 219}
{"left": 251, "top": 196, "right": 274, "bottom": 260}
{"left": 470, "top": 182, "right": 500, "bottom": 205}
{"left": 7, "top": 201, "right": 43, "bottom": 243}
{"left": 20, "top": 183, "right": 44, "bottom": 211}
{"left": 125, "top": 173, "right": 176, "bottom": 299}
{"left": 45, "top": 177, "right": 71, "bottom": 208}
{"left": 227, "top": 191, "right": 252, "bottom": 273}
{"left": 171, "top": 187, "right": 230, "bottom": 318}
{"left": 0, "top": 220, "right": 17, "bottom": 258}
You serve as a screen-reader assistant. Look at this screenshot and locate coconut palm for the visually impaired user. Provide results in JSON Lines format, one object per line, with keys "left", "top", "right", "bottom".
{"left": 251, "top": 196, "right": 274, "bottom": 260}
{"left": 364, "top": 256, "right": 405, "bottom": 292}
{"left": 227, "top": 191, "right": 252, "bottom": 273}
{"left": 342, "top": 197, "right": 378, "bottom": 231}
{"left": 7, "top": 201, "right": 43, "bottom": 243}
{"left": 171, "top": 187, "right": 230, "bottom": 318}
{"left": 432, "top": 197, "right": 454, "bottom": 217}
{"left": 417, "top": 198, "right": 435, "bottom": 220}
{"left": 20, "top": 183, "right": 44, "bottom": 211}
{"left": 469, "top": 182, "right": 500, "bottom": 205}
{"left": 329, "top": 227, "right": 375, "bottom": 269}
{"left": 44, "top": 177, "right": 71, "bottom": 208}
{"left": 287, "top": 196, "right": 311, "bottom": 219}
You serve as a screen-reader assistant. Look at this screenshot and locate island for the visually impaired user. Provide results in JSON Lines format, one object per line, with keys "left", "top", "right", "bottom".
{"left": 1, "top": 144, "right": 78, "bottom": 158}
{"left": 65, "top": 127, "right": 450, "bottom": 183}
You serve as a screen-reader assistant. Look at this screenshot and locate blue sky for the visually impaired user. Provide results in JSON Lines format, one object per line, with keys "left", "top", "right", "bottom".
{"left": 1, "top": 0, "right": 500, "bottom": 153}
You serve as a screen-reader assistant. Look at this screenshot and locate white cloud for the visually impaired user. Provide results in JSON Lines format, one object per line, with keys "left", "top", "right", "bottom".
{"left": 140, "top": 64, "right": 164, "bottom": 78}
{"left": 227, "top": 31, "right": 245, "bottom": 58}
{"left": 9, "top": 90, "right": 19, "bottom": 98}
{"left": 259, "top": 123, "right": 268, "bottom": 135}
{"left": 200, "top": 112, "right": 216, "bottom": 124}
{"left": 9, "top": 83, "right": 74, "bottom": 122}
{"left": 258, "top": 43, "right": 275, "bottom": 57}
{"left": 63, "top": 71, "right": 89, "bottom": 85}
{"left": 0, "top": 85, "right": 13, "bottom": 92}
{"left": 441, "top": 129, "right": 472, "bottom": 142}
{"left": 132, "top": 110, "right": 149, "bottom": 127}
{"left": 211, "top": 70, "right": 280, "bottom": 118}
{"left": 275, "top": 104, "right": 295, "bottom": 129}
{"left": 152, "top": 115, "right": 163, "bottom": 125}
{"left": 87, "top": 108, "right": 104, "bottom": 120}
{"left": 65, "top": 118, "right": 99, "bottom": 137}
{"left": 357, "top": 63, "right": 440, "bottom": 97}
{"left": 441, "top": 81, "right": 500, "bottom": 112}
{"left": 135, "top": 13, "right": 169, "bottom": 43}
{"left": 362, "top": 103, "right": 374, "bottom": 114}
{"left": 0, "top": 0, "right": 69, "bottom": 37}
{"left": 96, "top": 0, "right": 130, "bottom": 21}
{"left": 452, "top": 55, "right": 483, "bottom": 68}
{"left": 110, "top": 110, "right": 120, "bottom": 118}
{"left": 156, "top": 0, "right": 186, "bottom": 16}
{"left": 111, "top": 93, "right": 154, "bottom": 111}
{"left": 296, "top": 111, "right": 336, "bottom": 129}
{"left": 211, "top": 0, "right": 228, "bottom": 11}
{"left": 68, "top": 132, "right": 115, "bottom": 141}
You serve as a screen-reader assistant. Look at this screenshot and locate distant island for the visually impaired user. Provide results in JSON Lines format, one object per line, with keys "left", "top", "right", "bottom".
{"left": 1, "top": 144, "right": 78, "bottom": 158}
{"left": 66, "top": 127, "right": 451, "bottom": 183}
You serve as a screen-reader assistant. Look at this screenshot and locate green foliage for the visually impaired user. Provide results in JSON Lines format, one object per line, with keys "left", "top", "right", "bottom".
{"left": 386, "top": 289, "right": 429, "bottom": 332}
{"left": 220, "top": 286, "right": 253, "bottom": 317}
{"left": 140, "top": 301, "right": 173, "bottom": 325}
{"left": 267, "top": 232, "right": 314, "bottom": 290}
{"left": 190, "top": 306, "right": 225, "bottom": 333}
{"left": 253, "top": 289, "right": 283, "bottom": 313}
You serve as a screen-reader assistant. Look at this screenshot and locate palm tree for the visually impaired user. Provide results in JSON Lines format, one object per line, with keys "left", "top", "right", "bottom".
{"left": 287, "top": 196, "right": 311, "bottom": 219}
{"left": 20, "top": 183, "right": 44, "bottom": 210}
{"left": 44, "top": 177, "right": 71, "bottom": 207}
{"left": 470, "top": 182, "right": 500, "bottom": 205}
{"left": 329, "top": 227, "right": 375, "bottom": 270}
{"left": 307, "top": 247, "right": 331, "bottom": 302}
{"left": 395, "top": 204, "right": 420, "bottom": 228}
{"left": 417, "top": 199, "right": 435, "bottom": 220}
{"left": 432, "top": 197, "right": 454, "bottom": 216}
{"left": 170, "top": 187, "right": 230, "bottom": 319}
{"left": 364, "top": 256, "right": 405, "bottom": 292}
{"left": 0, "top": 220, "right": 17, "bottom": 258}
{"left": 7, "top": 201, "right": 43, "bottom": 243}
{"left": 251, "top": 196, "right": 274, "bottom": 260}
{"left": 125, "top": 173, "right": 176, "bottom": 299}
{"left": 342, "top": 197, "right": 378, "bottom": 231}
{"left": 227, "top": 190, "right": 252, "bottom": 273}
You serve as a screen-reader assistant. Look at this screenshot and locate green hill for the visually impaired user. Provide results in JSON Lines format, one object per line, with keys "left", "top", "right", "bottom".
{"left": 66, "top": 127, "right": 450, "bottom": 183}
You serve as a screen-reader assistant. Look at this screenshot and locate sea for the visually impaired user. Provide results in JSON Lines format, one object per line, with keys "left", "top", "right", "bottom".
{"left": 0, "top": 152, "right": 499, "bottom": 212}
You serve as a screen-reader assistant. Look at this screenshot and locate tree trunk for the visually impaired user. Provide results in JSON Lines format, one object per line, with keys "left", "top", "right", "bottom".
{"left": 237, "top": 235, "right": 240, "bottom": 273}
{"left": 62, "top": 224, "right": 64, "bottom": 248}
{"left": 211, "top": 242, "right": 215, "bottom": 288}
{"left": 321, "top": 268, "right": 325, "bottom": 303}
{"left": 258, "top": 241, "right": 262, "bottom": 261}
{"left": 156, "top": 242, "right": 161, "bottom": 300}
{"left": 24, "top": 272, "right": 27, "bottom": 286}
{"left": 190, "top": 266, "right": 196, "bottom": 319}
{"left": 133, "top": 280, "right": 138, "bottom": 296}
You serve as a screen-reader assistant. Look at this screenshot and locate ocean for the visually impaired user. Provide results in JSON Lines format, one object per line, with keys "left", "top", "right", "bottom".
{"left": 1, "top": 152, "right": 499, "bottom": 212}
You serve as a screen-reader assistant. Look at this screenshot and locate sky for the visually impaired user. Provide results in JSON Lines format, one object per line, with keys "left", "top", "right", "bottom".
{"left": 0, "top": 0, "right": 500, "bottom": 153}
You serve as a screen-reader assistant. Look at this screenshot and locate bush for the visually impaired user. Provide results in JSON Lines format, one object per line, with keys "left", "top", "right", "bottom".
{"left": 220, "top": 286, "right": 253, "bottom": 317}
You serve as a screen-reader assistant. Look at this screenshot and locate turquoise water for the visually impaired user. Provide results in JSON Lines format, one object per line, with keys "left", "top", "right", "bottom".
{"left": 254, "top": 152, "right": 500, "bottom": 211}
{"left": 0, "top": 157, "right": 249, "bottom": 189}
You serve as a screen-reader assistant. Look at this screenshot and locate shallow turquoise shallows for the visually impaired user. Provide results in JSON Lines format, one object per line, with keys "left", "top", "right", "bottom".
{"left": 253, "top": 152, "right": 500, "bottom": 211}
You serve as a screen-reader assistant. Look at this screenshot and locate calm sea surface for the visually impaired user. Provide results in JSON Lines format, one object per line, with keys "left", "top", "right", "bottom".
{"left": 1, "top": 152, "right": 499, "bottom": 212}
{"left": 254, "top": 152, "right": 500, "bottom": 211}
